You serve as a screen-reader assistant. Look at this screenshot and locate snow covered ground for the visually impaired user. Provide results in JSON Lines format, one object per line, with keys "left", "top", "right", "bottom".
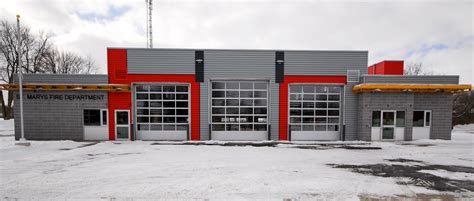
{"left": 0, "top": 120, "right": 473, "bottom": 200}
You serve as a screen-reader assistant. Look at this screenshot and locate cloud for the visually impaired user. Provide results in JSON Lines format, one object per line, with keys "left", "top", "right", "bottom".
{"left": 1, "top": 0, "right": 472, "bottom": 84}
{"left": 76, "top": 5, "right": 131, "bottom": 22}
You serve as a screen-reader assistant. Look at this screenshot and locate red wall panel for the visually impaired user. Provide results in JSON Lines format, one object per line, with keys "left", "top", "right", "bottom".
{"left": 107, "top": 48, "right": 200, "bottom": 141}
{"left": 279, "top": 75, "right": 347, "bottom": 140}
{"left": 368, "top": 61, "right": 404, "bottom": 75}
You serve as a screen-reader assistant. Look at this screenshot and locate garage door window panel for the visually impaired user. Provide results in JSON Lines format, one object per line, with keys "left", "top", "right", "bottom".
{"left": 289, "top": 85, "right": 341, "bottom": 133}
{"left": 211, "top": 81, "right": 269, "bottom": 132}
{"left": 135, "top": 84, "right": 189, "bottom": 132}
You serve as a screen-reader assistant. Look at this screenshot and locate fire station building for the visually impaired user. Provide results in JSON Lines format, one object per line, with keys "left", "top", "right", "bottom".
{"left": 11, "top": 48, "right": 471, "bottom": 141}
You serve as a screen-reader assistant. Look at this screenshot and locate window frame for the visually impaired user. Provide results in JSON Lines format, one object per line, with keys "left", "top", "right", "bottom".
{"left": 210, "top": 80, "right": 269, "bottom": 132}
{"left": 413, "top": 110, "right": 431, "bottom": 128}
{"left": 101, "top": 109, "right": 108, "bottom": 126}
{"left": 83, "top": 109, "right": 103, "bottom": 126}
{"left": 134, "top": 83, "right": 190, "bottom": 132}
{"left": 288, "top": 84, "right": 342, "bottom": 132}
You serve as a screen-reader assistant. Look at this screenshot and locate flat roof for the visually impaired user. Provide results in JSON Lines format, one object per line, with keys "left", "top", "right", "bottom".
{"left": 107, "top": 47, "right": 368, "bottom": 53}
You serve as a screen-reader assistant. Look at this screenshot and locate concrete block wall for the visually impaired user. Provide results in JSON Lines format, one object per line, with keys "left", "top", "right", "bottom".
{"left": 14, "top": 91, "right": 108, "bottom": 141}
{"left": 358, "top": 92, "right": 454, "bottom": 141}
{"left": 414, "top": 93, "right": 454, "bottom": 140}
{"left": 357, "top": 92, "right": 414, "bottom": 141}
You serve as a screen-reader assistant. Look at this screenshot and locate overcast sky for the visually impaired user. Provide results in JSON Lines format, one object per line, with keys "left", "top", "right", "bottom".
{"left": 1, "top": 0, "right": 473, "bottom": 84}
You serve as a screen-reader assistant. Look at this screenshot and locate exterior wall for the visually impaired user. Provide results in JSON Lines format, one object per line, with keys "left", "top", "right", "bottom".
{"left": 361, "top": 75, "right": 459, "bottom": 84}
{"left": 127, "top": 49, "right": 195, "bottom": 74}
{"left": 285, "top": 51, "right": 368, "bottom": 75}
{"left": 201, "top": 50, "right": 278, "bottom": 140}
{"left": 108, "top": 48, "right": 201, "bottom": 140}
{"left": 279, "top": 76, "right": 347, "bottom": 140}
{"left": 344, "top": 82, "right": 360, "bottom": 140}
{"left": 283, "top": 50, "right": 368, "bottom": 141}
{"left": 17, "top": 74, "right": 108, "bottom": 84}
{"left": 357, "top": 92, "right": 454, "bottom": 141}
{"left": 414, "top": 93, "right": 454, "bottom": 140}
{"left": 357, "top": 92, "right": 414, "bottom": 141}
{"left": 14, "top": 91, "right": 107, "bottom": 141}
{"left": 367, "top": 61, "right": 404, "bottom": 75}
{"left": 14, "top": 74, "right": 108, "bottom": 141}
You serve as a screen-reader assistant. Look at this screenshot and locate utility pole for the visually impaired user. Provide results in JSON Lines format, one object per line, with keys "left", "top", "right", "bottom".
{"left": 146, "top": 0, "right": 153, "bottom": 48}
{"left": 15, "top": 14, "right": 30, "bottom": 146}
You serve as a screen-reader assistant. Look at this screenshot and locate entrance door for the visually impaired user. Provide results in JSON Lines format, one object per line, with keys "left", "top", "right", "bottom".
{"left": 115, "top": 110, "right": 130, "bottom": 140}
{"left": 381, "top": 111, "right": 395, "bottom": 140}
{"left": 412, "top": 110, "right": 431, "bottom": 140}
{"left": 289, "top": 85, "right": 342, "bottom": 141}
{"left": 135, "top": 84, "right": 189, "bottom": 141}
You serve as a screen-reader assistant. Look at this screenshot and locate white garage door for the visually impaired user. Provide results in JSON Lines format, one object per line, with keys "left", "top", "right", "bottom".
{"left": 135, "top": 84, "right": 190, "bottom": 140}
{"left": 289, "top": 85, "right": 342, "bottom": 141}
{"left": 210, "top": 81, "right": 269, "bottom": 141}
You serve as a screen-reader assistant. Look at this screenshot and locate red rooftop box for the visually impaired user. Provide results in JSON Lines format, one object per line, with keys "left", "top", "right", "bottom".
{"left": 368, "top": 60, "right": 404, "bottom": 75}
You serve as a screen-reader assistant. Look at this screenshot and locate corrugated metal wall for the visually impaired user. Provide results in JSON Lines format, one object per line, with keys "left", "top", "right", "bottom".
{"left": 17, "top": 74, "right": 108, "bottom": 84}
{"left": 285, "top": 51, "right": 368, "bottom": 75}
{"left": 127, "top": 49, "right": 195, "bottom": 74}
{"left": 200, "top": 50, "right": 279, "bottom": 140}
{"left": 284, "top": 51, "right": 368, "bottom": 140}
{"left": 361, "top": 75, "right": 459, "bottom": 84}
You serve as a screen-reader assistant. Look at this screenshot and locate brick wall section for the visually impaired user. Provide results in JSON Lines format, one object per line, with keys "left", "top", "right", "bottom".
{"left": 357, "top": 92, "right": 414, "bottom": 141}
{"left": 414, "top": 93, "right": 454, "bottom": 140}
{"left": 14, "top": 91, "right": 108, "bottom": 140}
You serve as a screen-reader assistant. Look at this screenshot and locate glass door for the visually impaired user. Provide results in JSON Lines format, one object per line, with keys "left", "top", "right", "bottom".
{"left": 381, "top": 111, "right": 395, "bottom": 140}
{"left": 115, "top": 110, "right": 130, "bottom": 140}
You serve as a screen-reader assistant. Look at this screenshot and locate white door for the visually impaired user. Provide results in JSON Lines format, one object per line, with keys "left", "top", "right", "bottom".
{"left": 381, "top": 111, "right": 395, "bottom": 141}
{"left": 412, "top": 110, "right": 431, "bottom": 140}
{"left": 210, "top": 81, "right": 269, "bottom": 141}
{"left": 115, "top": 110, "right": 130, "bottom": 140}
{"left": 135, "top": 84, "right": 189, "bottom": 141}
{"left": 84, "top": 109, "right": 109, "bottom": 140}
{"left": 289, "top": 85, "right": 341, "bottom": 141}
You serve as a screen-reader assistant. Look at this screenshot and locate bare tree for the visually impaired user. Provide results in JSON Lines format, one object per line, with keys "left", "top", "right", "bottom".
{"left": 43, "top": 48, "right": 97, "bottom": 74}
{"left": 0, "top": 18, "right": 97, "bottom": 119}
{"left": 404, "top": 62, "right": 433, "bottom": 75}
{"left": 453, "top": 90, "right": 474, "bottom": 125}
{"left": 0, "top": 20, "right": 42, "bottom": 120}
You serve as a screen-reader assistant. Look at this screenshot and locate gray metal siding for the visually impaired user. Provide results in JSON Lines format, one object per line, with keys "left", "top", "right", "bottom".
{"left": 285, "top": 51, "right": 368, "bottom": 75}
{"left": 16, "top": 74, "right": 108, "bottom": 84}
{"left": 127, "top": 49, "right": 195, "bottom": 74}
{"left": 200, "top": 50, "right": 279, "bottom": 140}
{"left": 283, "top": 51, "right": 368, "bottom": 141}
{"left": 344, "top": 83, "right": 359, "bottom": 140}
{"left": 14, "top": 91, "right": 108, "bottom": 140}
{"left": 199, "top": 82, "right": 209, "bottom": 140}
{"left": 361, "top": 75, "right": 459, "bottom": 84}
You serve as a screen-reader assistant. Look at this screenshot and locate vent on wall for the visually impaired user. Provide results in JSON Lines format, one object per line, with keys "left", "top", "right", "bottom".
{"left": 115, "top": 69, "right": 127, "bottom": 79}
{"left": 347, "top": 70, "right": 360, "bottom": 83}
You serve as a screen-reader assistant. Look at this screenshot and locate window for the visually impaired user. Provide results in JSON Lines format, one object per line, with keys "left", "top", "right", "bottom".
{"left": 425, "top": 111, "right": 431, "bottom": 127}
{"left": 289, "top": 85, "right": 341, "bottom": 131}
{"left": 135, "top": 84, "right": 189, "bottom": 131}
{"left": 413, "top": 111, "right": 425, "bottom": 127}
{"left": 396, "top": 111, "right": 405, "bottom": 127}
{"left": 84, "top": 109, "right": 101, "bottom": 126}
{"left": 382, "top": 112, "right": 395, "bottom": 126}
{"left": 211, "top": 81, "right": 268, "bottom": 132}
{"left": 101, "top": 109, "right": 108, "bottom": 125}
{"left": 372, "top": 111, "right": 381, "bottom": 127}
